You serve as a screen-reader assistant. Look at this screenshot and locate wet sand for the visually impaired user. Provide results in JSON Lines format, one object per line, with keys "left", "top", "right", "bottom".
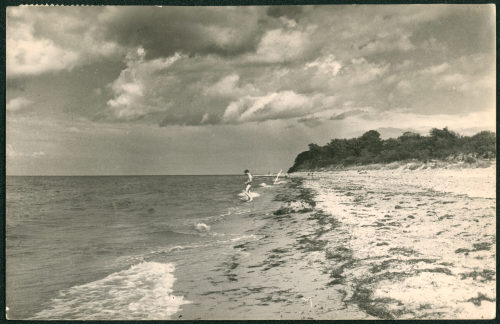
{"left": 175, "top": 164, "right": 495, "bottom": 320}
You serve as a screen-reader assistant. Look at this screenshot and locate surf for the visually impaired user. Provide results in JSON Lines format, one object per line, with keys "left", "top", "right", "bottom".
{"left": 32, "top": 262, "right": 191, "bottom": 320}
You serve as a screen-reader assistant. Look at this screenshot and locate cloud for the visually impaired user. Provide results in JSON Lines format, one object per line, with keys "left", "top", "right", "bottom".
{"left": 6, "top": 143, "right": 45, "bottom": 158}
{"left": 421, "top": 62, "right": 449, "bottom": 75}
{"left": 7, "top": 97, "right": 33, "bottom": 112}
{"left": 203, "top": 74, "right": 258, "bottom": 98}
{"left": 297, "top": 116, "right": 323, "bottom": 128}
{"left": 266, "top": 5, "right": 304, "bottom": 19}
{"left": 357, "top": 32, "right": 415, "bottom": 55}
{"left": 306, "top": 55, "right": 342, "bottom": 76}
{"left": 99, "top": 6, "right": 265, "bottom": 59}
{"left": 7, "top": 20, "right": 79, "bottom": 76}
{"left": 7, "top": 6, "right": 121, "bottom": 77}
{"left": 345, "top": 58, "right": 390, "bottom": 85}
{"left": 248, "top": 27, "right": 314, "bottom": 63}
{"left": 330, "top": 108, "right": 375, "bottom": 120}
{"left": 7, "top": 5, "right": 495, "bottom": 130}
{"left": 106, "top": 48, "right": 183, "bottom": 120}
{"left": 222, "top": 91, "right": 311, "bottom": 123}
{"left": 222, "top": 91, "right": 335, "bottom": 124}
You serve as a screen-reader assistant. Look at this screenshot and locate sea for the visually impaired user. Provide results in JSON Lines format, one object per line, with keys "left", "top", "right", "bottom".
{"left": 6, "top": 175, "right": 282, "bottom": 320}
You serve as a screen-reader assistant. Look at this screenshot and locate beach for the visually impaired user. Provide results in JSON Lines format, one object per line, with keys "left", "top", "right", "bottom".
{"left": 6, "top": 164, "right": 495, "bottom": 320}
{"left": 296, "top": 163, "right": 496, "bottom": 319}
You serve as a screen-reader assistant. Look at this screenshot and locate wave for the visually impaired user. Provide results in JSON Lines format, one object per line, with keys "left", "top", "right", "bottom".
{"left": 117, "top": 234, "right": 263, "bottom": 266}
{"left": 237, "top": 191, "right": 260, "bottom": 198}
{"left": 32, "top": 262, "right": 191, "bottom": 320}
{"left": 195, "top": 222, "right": 211, "bottom": 232}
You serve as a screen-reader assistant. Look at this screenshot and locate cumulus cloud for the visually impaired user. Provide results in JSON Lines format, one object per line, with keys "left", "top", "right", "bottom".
{"left": 248, "top": 27, "right": 313, "bottom": 63}
{"left": 306, "top": 55, "right": 342, "bottom": 76}
{"left": 345, "top": 58, "right": 390, "bottom": 85}
{"left": 7, "top": 6, "right": 120, "bottom": 77}
{"left": 106, "top": 48, "right": 183, "bottom": 120}
{"left": 222, "top": 91, "right": 335, "bottom": 124}
{"left": 99, "top": 6, "right": 265, "bottom": 58}
{"left": 7, "top": 20, "right": 79, "bottom": 76}
{"left": 7, "top": 5, "right": 495, "bottom": 129}
{"left": 7, "top": 97, "right": 33, "bottom": 112}
{"left": 203, "top": 74, "right": 258, "bottom": 98}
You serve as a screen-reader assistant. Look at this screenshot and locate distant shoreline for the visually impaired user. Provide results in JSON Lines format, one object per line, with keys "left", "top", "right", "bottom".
{"left": 287, "top": 128, "right": 496, "bottom": 173}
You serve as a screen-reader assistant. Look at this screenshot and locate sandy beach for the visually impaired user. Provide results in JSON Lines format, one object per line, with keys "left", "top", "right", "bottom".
{"left": 173, "top": 163, "right": 495, "bottom": 320}
{"left": 299, "top": 163, "right": 495, "bottom": 319}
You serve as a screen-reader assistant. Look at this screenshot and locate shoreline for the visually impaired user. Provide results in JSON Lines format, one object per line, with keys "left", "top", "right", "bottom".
{"left": 176, "top": 163, "right": 494, "bottom": 319}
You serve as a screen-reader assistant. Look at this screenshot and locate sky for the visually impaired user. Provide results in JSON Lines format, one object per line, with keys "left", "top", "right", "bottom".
{"left": 6, "top": 4, "right": 496, "bottom": 175}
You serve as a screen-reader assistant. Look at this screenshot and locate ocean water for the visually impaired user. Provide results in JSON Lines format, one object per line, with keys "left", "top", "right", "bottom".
{"left": 6, "top": 175, "right": 279, "bottom": 320}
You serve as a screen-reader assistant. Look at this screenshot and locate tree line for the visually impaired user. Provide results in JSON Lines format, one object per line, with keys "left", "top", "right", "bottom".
{"left": 288, "top": 128, "right": 496, "bottom": 173}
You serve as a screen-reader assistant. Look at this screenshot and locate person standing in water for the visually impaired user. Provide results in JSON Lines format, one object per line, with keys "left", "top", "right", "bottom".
{"left": 244, "top": 169, "right": 253, "bottom": 201}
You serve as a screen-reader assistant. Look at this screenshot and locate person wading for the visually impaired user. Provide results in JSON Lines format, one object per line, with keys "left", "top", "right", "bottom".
{"left": 244, "top": 169, "right": 253, "bottom": 201}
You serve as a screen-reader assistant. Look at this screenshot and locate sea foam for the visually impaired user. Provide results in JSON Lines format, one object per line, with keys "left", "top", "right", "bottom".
{"left": 33, "top": 262, "right": 191, "bottom": 320}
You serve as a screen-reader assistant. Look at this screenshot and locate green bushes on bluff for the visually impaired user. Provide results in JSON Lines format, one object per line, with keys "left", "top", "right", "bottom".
{"left": 288, "top": 128, "right": 496, "bottom": 173}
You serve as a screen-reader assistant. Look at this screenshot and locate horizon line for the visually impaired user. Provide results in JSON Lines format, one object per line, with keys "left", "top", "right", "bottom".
{"left": 5, "top": 173, "right": 284, "bottom": 177}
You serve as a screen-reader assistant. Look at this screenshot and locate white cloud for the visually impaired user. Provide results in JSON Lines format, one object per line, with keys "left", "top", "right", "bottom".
{"left": 249, "top": 27, "right": 312, "bottom": 63}
{"left": 345, "top": 58, "right": 390, "bottom": 85}
{"left": 421, "top": 62, "right": 449, "bottom": 75}
{"left": 7, "top": 22, "right": 79, "bottom": 76}
{"left": 7, "top": 7, "right": 121, "bottom": 77}
{"left": 222, "top": 91, "right": 334, "bottom": 123}
{"left": 204, "top": 74, "right": 240, "bottom": 97}
{"left": 107, "top": 48, "right": 183, "bottom": 120}
{"left": 436, "top": 73, "right": 467, "bottom": 90}
{"left": 7, "top": 97, "right": 33, "bottom": 112}
{"left": 306, "top": 55, "right": 342, "bottom": 76}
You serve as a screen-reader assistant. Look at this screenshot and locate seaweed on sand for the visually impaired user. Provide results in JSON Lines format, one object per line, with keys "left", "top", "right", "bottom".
{"left": 296, "top": 234, "right": 328, "bottom": 252}
{"left": 370, "top": 259, "right": 399, "bottom": 273}
{"left": 460, "top": 269, "right": 495, "bottom": 282}
{"left": 325, "top": 246, "right": 352, "bottom": 261}
{"left": 221, "top": 256, "right": 240, "bottom": 281}
{"left": 455, "top": 242, "right": 493, "bottom": 254}
{"left": 415, "top": 267, "right": 453, "bottom": 276}
{"left": 308, "top": 210, "right": 340, "bottom": 228}
{"left": 349, "top": 271, "right": 412, "bottom": 319}
{"left": 388, "top": 247, "right": 419, "bottom": 257}
{"left": 466, "top": 293, "right": 495, "bottom": 306}
{"left": 472, "top": 242, "right": 492, "bottom": 251}
{"left": 274, "top": 178, "right": 317, "bottom": 207}
{"left": 274, "top": 207, "right": 291, "bottom": 215}
{"left": 350, "top": 287, "right": 396, "bottom": 320}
